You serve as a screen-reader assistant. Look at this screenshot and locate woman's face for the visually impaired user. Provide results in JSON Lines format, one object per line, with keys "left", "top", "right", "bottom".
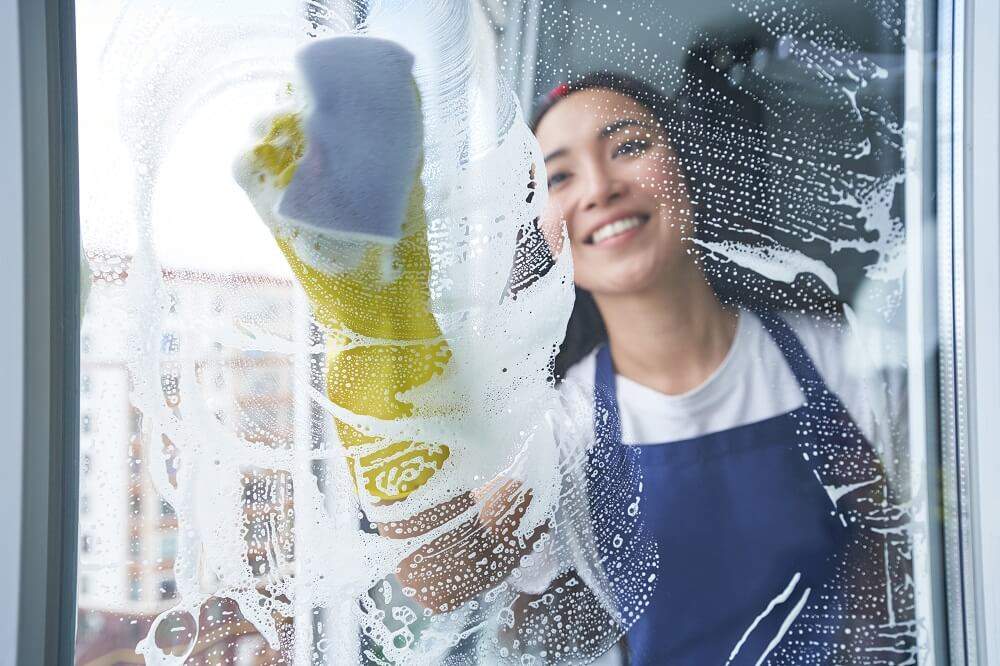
{"left": 535, "top": 88, "right": 692, "bottom": 296}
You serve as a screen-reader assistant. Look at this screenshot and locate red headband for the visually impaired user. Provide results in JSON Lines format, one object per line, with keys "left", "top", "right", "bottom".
{"left": 547, "top": 83, "right": 570, "bottom": 100}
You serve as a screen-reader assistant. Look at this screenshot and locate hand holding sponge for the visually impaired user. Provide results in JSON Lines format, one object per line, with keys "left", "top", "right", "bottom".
{"left": 234, "top": 36, "right": 452, "bottom": 505}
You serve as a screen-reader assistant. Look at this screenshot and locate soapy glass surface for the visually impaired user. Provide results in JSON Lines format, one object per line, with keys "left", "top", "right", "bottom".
{"left": 75, "top": 1, "right": 653, "bottom": 663}
{"left": 74, "top": 0, "right": 932, "bottom": 664}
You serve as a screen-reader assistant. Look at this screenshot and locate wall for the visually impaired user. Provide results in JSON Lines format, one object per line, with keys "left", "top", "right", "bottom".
{"left": 0, "top": 0, "right": 24, "bottom": 662}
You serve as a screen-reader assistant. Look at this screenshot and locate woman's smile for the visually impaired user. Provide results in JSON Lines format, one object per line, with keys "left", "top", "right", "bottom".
{"left": 586, "top": 213, "right": 651, "bottom": 246}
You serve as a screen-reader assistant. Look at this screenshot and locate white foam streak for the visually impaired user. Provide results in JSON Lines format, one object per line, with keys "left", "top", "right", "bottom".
{"left": 754, "top": 587, "right": 812, "bottom": 666}
{"left": 726, "top": 572, "right": 802, "bottom": 665}
{"left": 694, "top": 238, "right": 841, "bottom": 295}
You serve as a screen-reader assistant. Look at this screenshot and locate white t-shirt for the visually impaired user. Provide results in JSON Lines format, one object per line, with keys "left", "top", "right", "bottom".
{"left": 563, "top": 309, "right": 903, "bottom": 448}
{"left": 518, "top": 309, "right": 907, "bottom": 666}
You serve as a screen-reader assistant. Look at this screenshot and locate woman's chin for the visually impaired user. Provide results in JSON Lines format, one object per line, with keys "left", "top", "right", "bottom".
{"left": 579, "top": 259, "right": 668, "bottom": 298}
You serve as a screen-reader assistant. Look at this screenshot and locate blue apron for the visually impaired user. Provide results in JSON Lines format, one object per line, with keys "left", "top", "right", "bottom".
{"left": 589, "top": 311, "right": 914, "bottom": 665}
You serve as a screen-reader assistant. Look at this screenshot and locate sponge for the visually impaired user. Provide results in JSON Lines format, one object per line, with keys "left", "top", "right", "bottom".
{"left": 278, "top": 36, "right": 423, "bottom": 242}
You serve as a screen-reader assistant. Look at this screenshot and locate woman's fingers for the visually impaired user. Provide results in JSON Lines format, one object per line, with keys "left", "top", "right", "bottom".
{"left": 374, "top": 491, "right": 474, "bottom": 539}
{"left": 373, "top": 475, "right": 527, "bottom": 539}
{"left": 382, "top": 478, "right": 543, "bottom": 612}
{"left": 478, "top": 480, "right": 529, "bottom": 532}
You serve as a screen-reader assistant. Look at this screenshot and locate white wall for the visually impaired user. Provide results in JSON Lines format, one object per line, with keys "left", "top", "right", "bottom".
{"left": 0, "top": 0, "right": 24, "bottom": 663}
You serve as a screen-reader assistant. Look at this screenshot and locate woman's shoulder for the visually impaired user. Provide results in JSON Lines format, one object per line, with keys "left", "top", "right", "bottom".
{"left": 740, "top": 308, "right": 862, "bottom": 409}
{"left": 767, "top": 308, "right": 897, "bottom": 387}
{"left": 772, "top": 310, "right": 851, "bottom": 373}
{"left": 760, "top": 308, "right": 907, "bottom": 451}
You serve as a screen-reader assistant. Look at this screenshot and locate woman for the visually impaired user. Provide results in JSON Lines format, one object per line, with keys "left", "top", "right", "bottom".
{"left": 527, "top": 72, "right": 914, "bottom": 665}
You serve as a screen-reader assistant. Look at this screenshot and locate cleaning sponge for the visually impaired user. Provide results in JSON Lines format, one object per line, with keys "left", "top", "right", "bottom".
{"left": 278, "top": 36, "right": 423, "bottom": 242}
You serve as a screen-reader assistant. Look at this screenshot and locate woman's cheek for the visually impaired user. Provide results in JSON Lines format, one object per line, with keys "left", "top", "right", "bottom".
{"left": 538, "top": 198, "right": 566, "bottom": 256}
{"left": 568, "top": 244, "right": 602, "bottom": 292}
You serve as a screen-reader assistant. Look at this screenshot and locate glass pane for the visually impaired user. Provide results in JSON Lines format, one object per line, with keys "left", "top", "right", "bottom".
{"left": 75, "top": 0, "right": 943, "bottom": 664}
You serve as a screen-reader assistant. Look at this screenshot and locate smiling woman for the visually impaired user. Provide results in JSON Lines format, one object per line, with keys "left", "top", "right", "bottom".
{"left": 529, "top": 72, "right": 916, "bottom": 665}
{"left": 547, "top": 105, "right": 690, "bottom": 289}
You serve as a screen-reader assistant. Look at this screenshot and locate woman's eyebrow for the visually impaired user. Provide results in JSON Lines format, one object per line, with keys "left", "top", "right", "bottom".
{"left": 542, "top": 118, "right": 656, "bottom": 163}
{"left": 543, "top": 147, "right": 568, "bottom": 163}
{"left": 600, "top": 118, "right": 656, "bottom": 138}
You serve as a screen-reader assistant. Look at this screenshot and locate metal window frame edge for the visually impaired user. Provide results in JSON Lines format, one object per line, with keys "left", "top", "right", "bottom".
{"left": 939, "top": 0, "right": 1000, "bottom": 662}
{"left": 17, "top": 0, "right": 80, "bottom": 664}
{"left": 904, "top": 0, "right": 949, "bottom": 663}
{"left": 961, "top": 0, "right": 1000, "bottom": 660}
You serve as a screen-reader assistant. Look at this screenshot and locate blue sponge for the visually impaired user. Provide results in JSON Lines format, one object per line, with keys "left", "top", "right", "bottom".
{"left": 279, "top": 36, "right": 423, "bottom": 242}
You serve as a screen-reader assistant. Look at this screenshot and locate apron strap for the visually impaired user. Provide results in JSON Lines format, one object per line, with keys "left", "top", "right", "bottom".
{"left": 750, "top": 309, "right": 828, "bottom": 402}
{"left": 594, "top": 344, "right": 616, "bottom": 399}
{"left": 593, "top": 343, "right": 623, "bottom": 443}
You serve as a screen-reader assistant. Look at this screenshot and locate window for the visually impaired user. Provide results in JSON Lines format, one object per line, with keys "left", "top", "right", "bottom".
{"left": 128, "top": 407, "right": 142, "bottom": 437}
{"left": 128, "top": 535, "right": 141, "bottom": 558}
{"left": 159, "top": 533, "right": 177, "bottom": 561}
{"left": 61, "top": 0, "right": 996, "bottom": 664}
{"left": 158, "top": 578, "right": 177, "bottom": 600}
{"left": 159, "top": 332, "right": 179, "bottom": 355}
{"left": 128, "top": 577, "right": 142, "bottom": 602}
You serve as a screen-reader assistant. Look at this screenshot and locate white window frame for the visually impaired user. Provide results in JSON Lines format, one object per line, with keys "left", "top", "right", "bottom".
{"left": 1, "top": 0, "right": 26, "bottom": 661}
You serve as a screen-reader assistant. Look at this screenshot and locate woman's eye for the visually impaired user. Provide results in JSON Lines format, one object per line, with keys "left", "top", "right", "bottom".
{"left": 548, "top": 171, "right": 571, "bottom": 188}
{"left": 614, "top": 140, "right": 649, "bottom": 157}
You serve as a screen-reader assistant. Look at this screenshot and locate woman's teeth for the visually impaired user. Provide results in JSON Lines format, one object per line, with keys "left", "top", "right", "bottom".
{"left": 590, "top": 216, "right": 647, "bottom": 244}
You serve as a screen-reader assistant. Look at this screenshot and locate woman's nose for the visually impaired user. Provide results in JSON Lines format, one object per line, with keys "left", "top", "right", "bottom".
{"left": 581, "top": 161, "right": 627, "bottom": 211}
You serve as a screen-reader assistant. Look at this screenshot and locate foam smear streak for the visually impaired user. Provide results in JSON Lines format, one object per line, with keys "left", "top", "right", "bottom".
{"left": 725, "top": 572, "right": 802, "bottom": 665}
{"left": 694, "top": 239, "right": 842, "bottom": 296}
{"left": 84, "top": 1, "right": 656, "bottom": 663}
{"left": 696, "top": 37, "right": 906, "bottom": 297}
{"left": 725, "top": 578, "right": 816, "bottom": 666}
{"left": 754, "top": 588, "right": 812, "bottom": 666}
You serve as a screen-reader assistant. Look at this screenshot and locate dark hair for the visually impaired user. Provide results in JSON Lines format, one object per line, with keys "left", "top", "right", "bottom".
{"left": 530, "top": 72, "right": 695, "bottom": 192}
{"left": 530, "top": 72, "right": 691, "bottom": 380}
{"left": 531, "top": 72, "right": 675, "bottom": 133}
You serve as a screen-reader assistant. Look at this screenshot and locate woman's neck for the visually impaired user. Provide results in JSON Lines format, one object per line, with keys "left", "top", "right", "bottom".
{"left": 594, "top": 264, "right": 737, "bottom": 396}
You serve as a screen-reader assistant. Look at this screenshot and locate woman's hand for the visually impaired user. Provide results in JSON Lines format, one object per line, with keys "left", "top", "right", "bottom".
{"left": 376, "top": 479, "right": 546, "bottom": 613}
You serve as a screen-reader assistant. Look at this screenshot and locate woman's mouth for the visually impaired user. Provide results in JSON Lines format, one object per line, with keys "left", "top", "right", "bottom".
{"left": 587, "top": 214, "right": 650, "bottom": 245}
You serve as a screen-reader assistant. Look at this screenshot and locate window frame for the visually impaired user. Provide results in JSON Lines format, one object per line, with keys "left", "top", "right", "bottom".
{"left": 939, "top": 0, "right": 1000, "bottom": 662}
{"left": 0, "top": 0, "right": 25, "bottom": 661}
{"left": 5, "top": 0, "right": 997, "bottom": 663}
{"left": 15, "top": 0, "right": 80, "bottom": 664}
{"left": 962, "top": 0, "right": 1000, "bottom": 657}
